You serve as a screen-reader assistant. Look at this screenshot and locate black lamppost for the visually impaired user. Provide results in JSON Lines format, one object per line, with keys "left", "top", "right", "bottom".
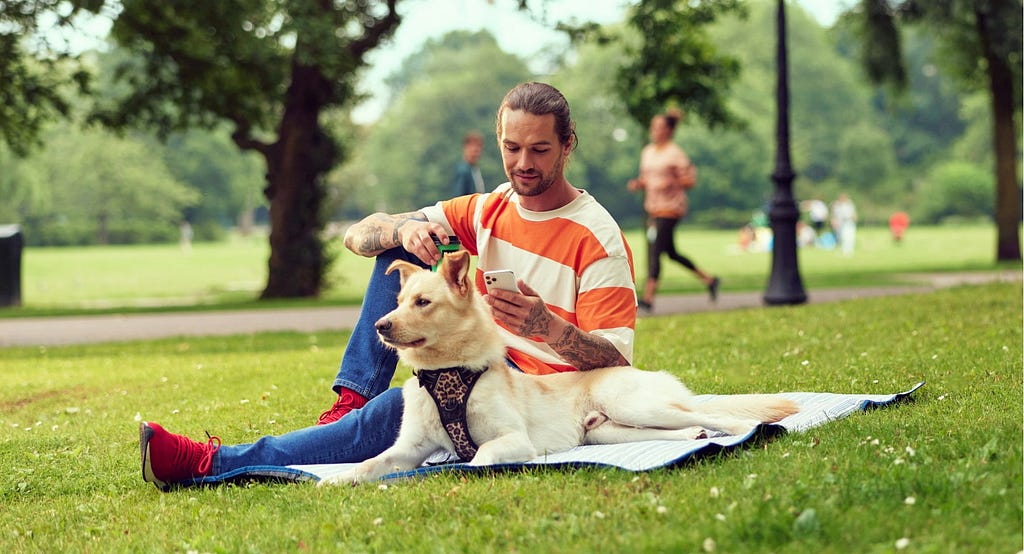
{"left": 763, "top": 0, "right": 807, "bottom": 306}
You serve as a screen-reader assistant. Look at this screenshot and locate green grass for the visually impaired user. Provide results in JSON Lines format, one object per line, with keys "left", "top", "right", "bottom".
{"left": 14, "top": 233, "right": 377, "bottom": 315}
{"left": 8, "top": 224, "right": 1016, "bottom": 317}
{"left": 0, "top": 283, "right": 1020, "bottom": 552}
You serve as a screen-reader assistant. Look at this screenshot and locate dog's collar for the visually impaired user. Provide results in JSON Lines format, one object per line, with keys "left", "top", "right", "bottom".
{"left": 416, "top": 366, "right": 484, "bottom": 462}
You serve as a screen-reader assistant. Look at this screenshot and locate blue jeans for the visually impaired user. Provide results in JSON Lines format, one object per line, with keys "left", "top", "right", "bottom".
{"left": 213, "top": 388, "right": 405, "bottom": 471}
{"left": 212, "top": 249, "right": 424, "bottom": 474}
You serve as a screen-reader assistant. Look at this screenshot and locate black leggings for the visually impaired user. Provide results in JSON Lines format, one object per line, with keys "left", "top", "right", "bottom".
{"left": 647, "top": 216, "right": 697, "bottom": 280}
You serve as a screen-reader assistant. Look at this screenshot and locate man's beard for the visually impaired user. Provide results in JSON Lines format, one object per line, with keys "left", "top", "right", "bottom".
{"left": 508, "top": 152, "right": 564, "bottom": 198}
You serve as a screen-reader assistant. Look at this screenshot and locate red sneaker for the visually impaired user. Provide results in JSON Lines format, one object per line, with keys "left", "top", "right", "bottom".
{"left": 317, "top": 388, "right": 368, "bottom": 425}
{"left": 140, "top": 422, "right": 221, "bottom": 491}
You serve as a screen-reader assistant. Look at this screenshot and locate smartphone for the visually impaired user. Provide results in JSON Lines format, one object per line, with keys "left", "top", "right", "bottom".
{"left": 483, "top": 269, "right": 518, "bottom": 294}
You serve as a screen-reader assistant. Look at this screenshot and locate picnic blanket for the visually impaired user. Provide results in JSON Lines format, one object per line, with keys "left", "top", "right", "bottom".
{"left": 193, "top": 382, "right": 925, "bottom": 486}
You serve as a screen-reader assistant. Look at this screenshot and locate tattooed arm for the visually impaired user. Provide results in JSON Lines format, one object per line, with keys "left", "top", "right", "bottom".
{"left": 344, "top": 211, "right": 454, "bottom": 266}
{"left": 485, "top": 282, "right": 629, "bottom": 371}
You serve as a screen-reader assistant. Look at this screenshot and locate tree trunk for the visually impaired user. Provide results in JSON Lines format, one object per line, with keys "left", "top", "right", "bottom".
{"left": 97, "top": 212, "right": 109, "bottom": 245}
{"left": 976, "top": 5, "right": 1022, "bottom": 262}
{"left": 260, "top": 62, "right": 338, "bottom": 298}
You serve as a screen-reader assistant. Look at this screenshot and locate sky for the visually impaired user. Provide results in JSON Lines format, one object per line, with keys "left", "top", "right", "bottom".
{"left": 51, "top": 0, "right": 852, "bottom": 123}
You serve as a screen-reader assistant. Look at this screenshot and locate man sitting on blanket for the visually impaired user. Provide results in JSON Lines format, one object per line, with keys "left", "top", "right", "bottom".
{"left": 139, "top": 81, "right": 638, "bottom": 489}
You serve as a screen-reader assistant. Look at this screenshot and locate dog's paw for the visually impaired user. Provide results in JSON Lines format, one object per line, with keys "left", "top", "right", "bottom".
{"left": 680, "top": 426, "right": 708, "bottom": 440}
{"left": 317, "top": 462, "right": 379, "bottom": 487}
{"left": 316, "top": 472, "right": 359, "bottom": 487}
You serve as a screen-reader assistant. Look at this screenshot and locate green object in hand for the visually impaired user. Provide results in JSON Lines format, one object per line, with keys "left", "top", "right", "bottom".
{"left": 432, "top": 236, "right": 462, "bottom": 271}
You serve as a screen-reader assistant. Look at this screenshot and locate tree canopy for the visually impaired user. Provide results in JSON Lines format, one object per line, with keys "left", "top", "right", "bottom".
{"left": 98, "top": 0, "right": 402, "bottom": 297}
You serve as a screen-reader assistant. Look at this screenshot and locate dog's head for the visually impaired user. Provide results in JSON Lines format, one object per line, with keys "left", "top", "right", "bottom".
{"left": 375, "top": 250, "right": 500, "bottom": 369}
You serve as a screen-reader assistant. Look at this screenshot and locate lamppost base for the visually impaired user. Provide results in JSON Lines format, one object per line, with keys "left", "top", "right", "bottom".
{"left": 763, "top": 291, "right": 808, "bottom": 306}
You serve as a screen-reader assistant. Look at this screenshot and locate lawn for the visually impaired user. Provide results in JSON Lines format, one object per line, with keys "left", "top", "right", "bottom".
{"left": 9, "top": 223, "right": 1013, "bottom": 315}
{"left": 0, "top": 282, "right": 1020, "bottom": 552}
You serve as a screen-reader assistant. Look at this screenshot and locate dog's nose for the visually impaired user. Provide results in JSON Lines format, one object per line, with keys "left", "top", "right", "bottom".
{"left": 375, "top": 318, "right": 392, "bottom": 334}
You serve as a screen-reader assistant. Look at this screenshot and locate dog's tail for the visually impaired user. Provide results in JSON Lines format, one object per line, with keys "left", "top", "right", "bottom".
{"left": 698, "top": 394, "right": 800, "bottom": 424}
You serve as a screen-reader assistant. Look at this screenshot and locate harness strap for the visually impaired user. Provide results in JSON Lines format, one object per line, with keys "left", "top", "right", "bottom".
{"left": 417, "top": 366, "right": 483, "bottom": 462}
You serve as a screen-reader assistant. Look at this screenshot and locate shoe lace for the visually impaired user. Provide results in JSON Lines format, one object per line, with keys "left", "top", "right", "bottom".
{"left": 171, "top": 431, "right": 221, "bottom": 476}
{"left": 318, "top": 394, "right": 349, "bottom": 423}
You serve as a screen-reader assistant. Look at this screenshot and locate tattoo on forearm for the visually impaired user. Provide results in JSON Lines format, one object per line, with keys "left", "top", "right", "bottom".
{"left": 349, "top": 212, "right": 426, "bottom": 254}
{"left": 551, "top": 326, "right": 626, "bottom": 371}
{"left": 520, "top": 303, "right": 624, "bottom": 370}
{"left": 519, "top": 304, "right": 552, "bottom": 338}
{"left": 392, "top": 213, "right": 428, "bottom": 245}
{"left": 361, "top": 228, "right": 388, "bottom": 252}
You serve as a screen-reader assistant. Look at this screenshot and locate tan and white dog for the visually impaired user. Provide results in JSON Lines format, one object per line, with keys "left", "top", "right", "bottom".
{"left": 319, "top": 251, "right": 798, "bottom": 485}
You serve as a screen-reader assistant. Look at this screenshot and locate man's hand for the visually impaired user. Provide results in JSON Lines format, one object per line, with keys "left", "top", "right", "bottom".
{"left": 343, "top": 211, "right": 454, "bottom": 266}
{"left": 484, "top": 281, "right": 628, "bottom": 371}
{"left": 396, "top": 221, "right": 454, "bottom": 268}
{"left": 484, "top": 280, "right": 554, "bottom": 339}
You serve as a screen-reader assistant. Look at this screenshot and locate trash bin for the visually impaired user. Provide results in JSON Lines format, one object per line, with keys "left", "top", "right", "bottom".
{"left": 0, "top": 224, "right": 23, "bottom": 307}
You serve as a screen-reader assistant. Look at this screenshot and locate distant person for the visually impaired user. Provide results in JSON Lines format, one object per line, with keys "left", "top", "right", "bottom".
{"left": 797, "top": 221, "right": 817, "bottom": 248}
{"left": 451, "top": 131, "right": 485, "bottom": 196}
{"left": 737, "top": 223, "right": 756, "bottom": 252}
{"left": 803, "top": 198, "right": 829, "bottom": 246}
{"left": 889, "top": 211, "right": 910, "bottom": 244}
{"left": 831, "top": 193, "right": 857, "bottom": 256}
{"left": 628, "top": 108, "right": 719, "bottom": 312}
{"left": 179, "top": 220, "right": 193, "bottom": 253}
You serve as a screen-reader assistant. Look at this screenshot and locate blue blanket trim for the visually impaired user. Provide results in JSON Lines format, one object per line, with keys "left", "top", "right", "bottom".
{"left": 379, "top": 423, "right": 791, "bottom": 482}
{"left": 186, "top": 381, "right": 925, "bottom": 487}
{"left": 183, "top": 465, "right": 319, "bottom": 488}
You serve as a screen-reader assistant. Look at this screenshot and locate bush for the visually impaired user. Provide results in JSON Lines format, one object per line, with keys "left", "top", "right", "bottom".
{"left": 688, "top": 207, "right": 754, "bottom": 229}
{"left": 191, "top": 220, "right": 227, "bottom": 242}
{"left": 105, "top": 220, "right": 179, "bottom": 244}
{"left": 23, "top": 219, "right": 94, "bottom": 246}
{"left": 912, "top": 161, "right": 993, "bottom": 224}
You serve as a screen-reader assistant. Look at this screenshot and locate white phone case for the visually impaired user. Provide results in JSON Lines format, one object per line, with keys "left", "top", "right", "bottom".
{"left": 483, "top": 270, "right": 518, "bottom": 293}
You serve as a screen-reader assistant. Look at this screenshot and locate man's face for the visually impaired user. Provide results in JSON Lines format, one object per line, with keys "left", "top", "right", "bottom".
{"left": 499, "top": 109, "right": 569, "bottom": 198}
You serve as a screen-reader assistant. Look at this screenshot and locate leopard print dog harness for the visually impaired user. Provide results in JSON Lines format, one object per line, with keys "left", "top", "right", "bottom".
{"left": 416, "top": 366, "right": 483, "bottom": 462}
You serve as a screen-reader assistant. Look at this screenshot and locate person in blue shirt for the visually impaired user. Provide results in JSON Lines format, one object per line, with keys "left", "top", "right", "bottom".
{"left": 451, "top": 131, "right": 485, "bottom": 196}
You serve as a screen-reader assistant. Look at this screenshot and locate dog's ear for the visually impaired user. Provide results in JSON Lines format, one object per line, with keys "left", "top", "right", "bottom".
{"left": 385, "top": 260, "right": 424, "bottom": 285}
{"left": 439, "top": 250, "right": 472, "bottom": 297}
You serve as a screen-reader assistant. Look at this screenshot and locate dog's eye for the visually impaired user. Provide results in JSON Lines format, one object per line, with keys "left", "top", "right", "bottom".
{"left": 415, "top": 297, "right": 431, "bottom": 307}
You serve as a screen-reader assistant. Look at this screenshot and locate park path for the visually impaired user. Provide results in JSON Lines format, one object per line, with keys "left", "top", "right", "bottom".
{"left": 0, "top": 270, "right": 1017, "bottom": 347}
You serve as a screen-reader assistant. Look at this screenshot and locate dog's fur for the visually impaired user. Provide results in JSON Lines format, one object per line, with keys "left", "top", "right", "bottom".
{"left": 319, "top": 251, "right": 799, "bottom": 485}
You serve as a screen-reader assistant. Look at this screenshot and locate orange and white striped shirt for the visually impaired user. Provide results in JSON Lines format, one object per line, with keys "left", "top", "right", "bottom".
{"left": 421, "top": 182, "right": 637, "bottom": 375}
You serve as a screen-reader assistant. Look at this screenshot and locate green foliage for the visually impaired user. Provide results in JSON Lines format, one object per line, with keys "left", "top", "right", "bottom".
{"left": 0, "top": 0, "right": 99, "bottom": 155}
{"left": 0, "top": 283, "right": 1019, "bottom": 551}
{"left": 950, "top": 91, "right": 996, "bottom": 167}
{"left": 835, "top": 122, "right": 898, "bottom": 198}
{"left": 160, "top": 129, "right": 265, "bottom": 231}
{"left": 913, "top": 161, "right": 995, "bottom": 224}
{"left": 350, "top": 5, "right": 915, "bottom": 226}
{"left": 96, "top": 0, "right": 290, "bottom": 137}
{"left": 9, "top": 122, "right": 199, "bottom": 246}
{"left": 350, "top": 31, "right": 531, "bottom": 212}
{"left": 615, "top": 0, "right": 748, "bottom": 128}
{"left": 551, "top": 29, "right": 648, "bottom": 227}
{"left": 842, "top": 0, "right": 1022, "bottom": 261}
{"left": 839, "top": 27, "right": 969, "bottom": 169}
{"left": 2, "top": 122, "right": 266, "bottom": 246}
{"left": 683, "top": 2, "right": 877, "bottom": 219}
{"left": 94, "top": 0, "right": 404, "bottom": 297}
